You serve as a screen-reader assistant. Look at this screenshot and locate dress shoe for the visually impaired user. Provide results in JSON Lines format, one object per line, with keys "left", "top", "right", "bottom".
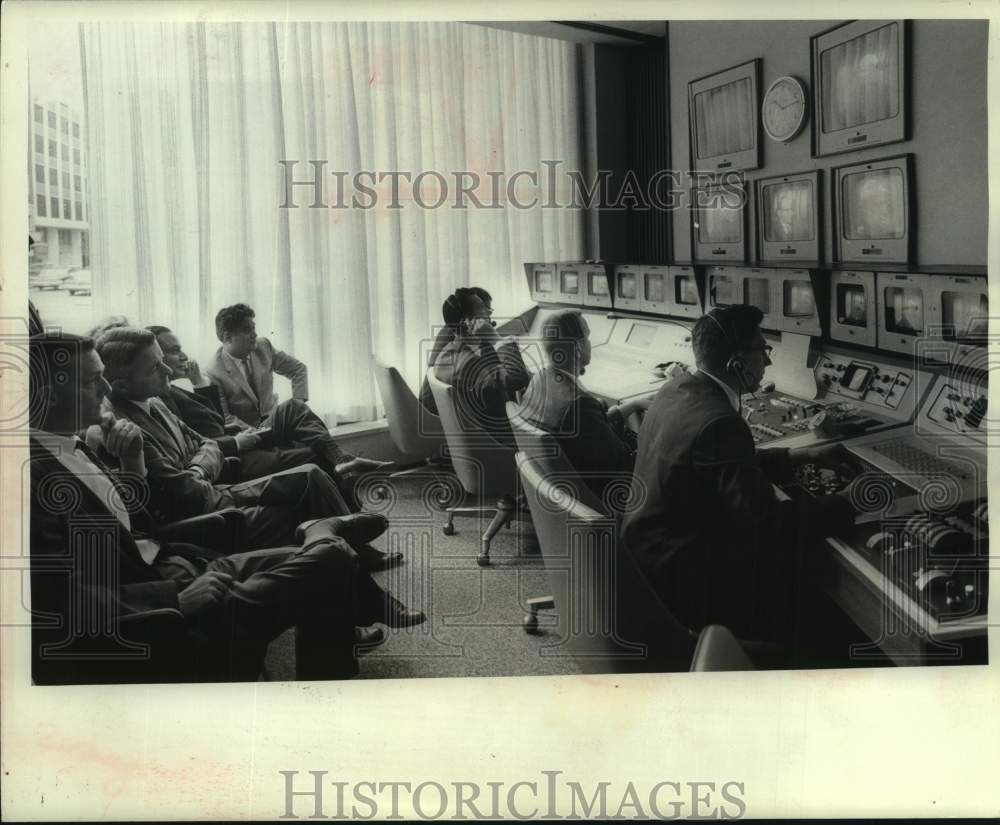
{"left": 356, "top": 544, "right": 405, "bottom": 572}
{"left": 295, "top": 513, "right": 389, "bottom": 547}
{"left": 355, "top": 625, "right": 387, "bottom": 653}
{"left": 381, "top": 593, "right": 427, "bottom": 628}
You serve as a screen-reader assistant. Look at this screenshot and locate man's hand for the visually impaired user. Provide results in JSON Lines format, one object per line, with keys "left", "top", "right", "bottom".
{"left": 185, "top": 359, "right": 208, "bottom": 388}
{"left": 792, "top": 442, "right": 859, "bottom": 477}
{"left": 234, "top": 432, "right": 260, "bottom": 452}
{"left": 468, "top": 316, "right": 500, "bottom": 343}
{"left": 177, "top": 571, "right": 233, "bottom": 617}
{"left": 99, "top": 414, "right": 146, "bottom": 476}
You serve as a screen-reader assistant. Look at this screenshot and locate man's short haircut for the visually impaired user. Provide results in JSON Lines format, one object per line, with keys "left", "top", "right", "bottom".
{"left": 691, "top": 305, "right": 764, "bottom": 373}
{"left": 146, "top": 324, "right": 171, "bottom": 338}
{"left": 87, "top": 315, "right": 131, "bottom": 341}
{"left": 442, "top": 287, "right": 493, "bottom": 326}
{"left": 541, "top": 309, "right": 587, "bottom": 370}
{"left": 215, "top": 303, "right": 256, "bottom": 342}
{"left": 95, "top": 327, "right": 157, "bottom": 383}
{"left": 28, "top": 333, "right": 95, "bottom": 429}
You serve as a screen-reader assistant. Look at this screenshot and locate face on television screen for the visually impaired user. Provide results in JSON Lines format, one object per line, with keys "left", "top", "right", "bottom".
{"left": 884, "top": 286, "right": 923, "bottom": 335}
{"left": 942, "top": 291, "right": 988, "bottom": 341}
{"left": 842, "top": 168, "right": 905, "bottom": 241}
{"left": 618, "top": 273, "right": 637, "bottom": 300}
{"left": 820, "top": 22, "right": 900, "bottom": 133}
{"left": 763, "top": 181, "right": 815, "bottom": 242}
{"left": 783, "top": 281, "right": 816, "bottom": 318}
{"left": 561, "top": 271, "right": 579, "bottom": 294}
{"left": 589, "top": 272, "right": 608, "bottom": 296}
{"left": 698, "top": 198, "right": 742, "bottom": 244}
{"left": 694, "top": 77, "right": 755, "bottom": 159}
{"left": 675, "top": 276, "right": 698, "bottom": 306}
{"left": 744, "top": 278, "right": 770, "bottom": 313}
{"left": 535, "top": 271, "right": 553, "bottom": 293}
{"left": 837, "top": 284, "right": 867, "bottom": 327}
{"left": 645, "top": 273, "right": 666, "bottom": 303}
{"left": 710, "top": 275, "right": 737, "bottom": 307}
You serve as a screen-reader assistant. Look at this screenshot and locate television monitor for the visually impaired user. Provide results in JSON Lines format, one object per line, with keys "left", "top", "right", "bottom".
{"left": 556, "top": 263, "right": 586, "bottom": 304}
{"left": 525, "top": 263, "right": 557, "bottom": 303}
{"left": 741, "top": 267, "right": 779, "bottom": 332}
{"left": 812, "top": 20, "right": 908, "bottom": 157}
{"left": 581, "top": 265, "right": 612, "bottom": 309}
{"left": 613, "top": 265, "right": 641, "bottom": 311}
{"left": 688, "top": 59, "right": 760, "bottom": 173}
{"left": 667, "top": 266, "right": 702, "bottom": 319}
{"left": 922, "top": 274, "right": 989, "bottom": 364}
{"left": 640, "top": 266, "right": 670, "bottom": 315}
{"left": 778, "top": 269, "right": 821, "bottom": 335}
{"left": 875, "top": 271, "right": 930, "bottom": 356}
{"left": 707, "top": 269, "right": 738, "bottom": 309}
{"left": 756, "top": 171, "right": 821, "bottom": 263}
{"left": 833, "top": 154, "right": 912, "bottom": 264}
{"left": 829, "top": 270, "right": 877, "bottom": 347}
{"left": 692, "top": 179, "right": 747, "bottom": 263}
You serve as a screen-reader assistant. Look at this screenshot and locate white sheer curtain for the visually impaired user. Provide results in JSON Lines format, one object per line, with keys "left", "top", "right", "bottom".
{"left": 81, "top": 22, "right": 584, "bottom": 422}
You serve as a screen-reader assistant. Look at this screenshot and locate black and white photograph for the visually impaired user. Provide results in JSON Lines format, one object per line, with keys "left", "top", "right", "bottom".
{"left": 2, "top": 2, "right": 998, "bottom": 820}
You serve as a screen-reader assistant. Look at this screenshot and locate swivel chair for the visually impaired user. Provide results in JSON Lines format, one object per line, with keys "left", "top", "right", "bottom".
{"left": 372, "top": 357, "right": 448, "bottom": 478}
{"left": 426, "top": 371, "right": 528, "bottom": 566}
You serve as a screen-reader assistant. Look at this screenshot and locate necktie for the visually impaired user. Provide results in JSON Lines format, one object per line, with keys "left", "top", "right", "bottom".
{"left": 241, "top": 357, "right": 258, "bottom": 399}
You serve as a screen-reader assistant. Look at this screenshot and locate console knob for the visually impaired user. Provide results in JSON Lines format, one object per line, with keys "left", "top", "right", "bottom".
{"left": 882, "top": 375, "right": 891, "bottom": 383}
{"left": 945, "top": 579, "right": 962, "bottom": 607}
{"left": 836, "top": 364, "right": 845, "bottom": 371}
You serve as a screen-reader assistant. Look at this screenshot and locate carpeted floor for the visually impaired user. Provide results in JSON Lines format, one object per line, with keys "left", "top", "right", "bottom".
{"left": 264, "top": 472, "right": 581, "bottom": 681}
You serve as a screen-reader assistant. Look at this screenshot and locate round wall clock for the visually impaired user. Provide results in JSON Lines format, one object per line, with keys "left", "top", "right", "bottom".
{"left": 762, "top": 76, "right": 808, "bottom": 143}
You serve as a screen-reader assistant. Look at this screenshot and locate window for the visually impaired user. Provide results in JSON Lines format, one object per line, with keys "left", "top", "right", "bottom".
{"left": 74, "top": 175, "right": 82, "bottom": 192}
{"left": 73, "top": 123, "right": 80, "bottom": 138}
{"left": 62, "top": 171, "right": 70, "bottom": 189}
{"left": 33, "top": 104, "right": 43, "bottom": 122}
{"left": 36, "top": 195, "right": 46, "bottom": 217}
{"left": 75, "top": 202, "right": 84, "bottom": 221}
{"left": 48, "top": 167, "right": 57, "bottom": 184}
{"left": 35, "top": 165, "right": 44, "bottom": 184}
{"left": 50, "top": 197, "right": 59, "bottom": 217}
{"left": 48, "top": 140, "right": 57, "bottom": 156}
{"left": 64, "top": 199, "right": 72, "bottom": 219}
{"left": 61, "top": 145, "right": 69, "bottom": 161}
{"left": 61, "top": 118, "right": 69, "bottom": 134}
{"left": 47, "top": 111, "right": 56, "bottom": 127}
{"left": 35, "top": 135, "right": 44, "bottom": 152}
{"left": 58, "top": 229, "right": 71, "bottom": 245}
{"left": 73, "top": 149, "right": 81, "bottom": 165}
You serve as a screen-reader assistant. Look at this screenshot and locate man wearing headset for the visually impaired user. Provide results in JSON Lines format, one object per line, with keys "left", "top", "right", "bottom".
{"left": 620, "top": 305, "right": 859, "bottom": 666}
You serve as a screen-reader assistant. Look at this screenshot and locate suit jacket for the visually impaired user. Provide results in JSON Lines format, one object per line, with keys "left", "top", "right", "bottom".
{"left": 620, "top": 371, "right": 852, "bottom": 643}
{"left": 159, "top": 384, "right": 240, "bottom": 456}
{"left": 205, "top": 338, "right": 308, "bottom": 428}
{"left": 110, "top": 396, "right": 234, "bottom": 522}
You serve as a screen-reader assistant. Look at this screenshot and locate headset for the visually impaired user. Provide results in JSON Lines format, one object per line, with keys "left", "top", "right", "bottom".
{"left": 705, "top": 308, "right": 753, "bottom": 394}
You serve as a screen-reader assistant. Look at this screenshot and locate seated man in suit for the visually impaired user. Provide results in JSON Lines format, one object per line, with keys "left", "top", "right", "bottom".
{"left": 28, "top": 332, "right": 400, "bottom": 684}
{"left": 419, "top": 287, "right": 493, "bottom": 416}
{"left": 518, "top": 309, "right": 648, "bottom": 506}
{"left": 620, "top": 306, "right": 859, "bottom": 667}
{"left": 431, "top": 289, "right": 530, "bottom": 449}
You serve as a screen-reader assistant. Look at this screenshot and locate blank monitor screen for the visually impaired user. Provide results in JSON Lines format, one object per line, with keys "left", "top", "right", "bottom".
{"left": 698, "top": 201, "right": 742, "bottom": 244}
{"left": 762, "top": 180, "right": 815, "bottom": 243}
{"left": 884, "top": 286, "right": 923, "bottom": 335}
{"left": 618, "top": 272, "right": 638, "bottom": 300}
{"left": 645, "top": 272, "right": 666, "bottom": 303}
{"left": 589, "top": 272, "right": 608, "bottom": 296}
{"left": 561, "top": 271, "right": 579, "bottom": 294}
{"left": 942, "top": 291, "right": 988, "bottom": 342}
{"left": 744, "top": 278, "right": 770, "bottom": 313}
{"left": 842, "top": 168, "right": 905, "bottom": 241}
{"left": 710, "top": 275, "right": 737, "bottom": 307}
{"left": 820, "top": 23, "right": 900, "bottom": 134}
{"left": 535, "top": 271, "right": 553, "bottom": 293}
{"left": 694, "top": 78, "right": 755, "bottom": 159}
{"left": 676, "top": 275, "right": 699, "bottom": 306}
{"left": 784, "top": 281, "right": 816, "bottom": 318}
{"left": 837, "top": 283, "right": 867, "bottom": 327}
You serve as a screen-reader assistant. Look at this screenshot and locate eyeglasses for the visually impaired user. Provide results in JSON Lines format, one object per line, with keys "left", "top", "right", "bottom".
{"left": 742, "top": 344, "right": 773, "bottom": 356}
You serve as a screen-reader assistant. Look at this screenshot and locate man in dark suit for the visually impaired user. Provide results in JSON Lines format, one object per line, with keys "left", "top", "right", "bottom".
{"left": 621, "top": 306, "right": 859, "bottom": 665}
{"left": 28, "top": 333, "right": 393, "bottom": 684}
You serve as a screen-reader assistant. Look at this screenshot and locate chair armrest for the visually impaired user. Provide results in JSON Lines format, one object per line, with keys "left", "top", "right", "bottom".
{"left": 159, "top": 508, "right": 246, "bottom": 555}
{"left": 219, "top": 456, "right": 243, "bottom": 483}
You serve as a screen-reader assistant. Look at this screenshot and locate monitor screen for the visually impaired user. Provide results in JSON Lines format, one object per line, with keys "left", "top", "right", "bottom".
{"left": 675, "top": 276, "right": 699, "bottom": 306}
{"left": 561, "top": 271, "right": 579, "bottom": 294}
{"left": 618, "top": 272, "right": 637, "bottom": 300}
{"left": 842, "top": 168, "right": 905, "bottom": 241}
{"left": 820, "top": 23, "right": 900, "bottom": 134}
{"left": 744, "top": 278, "right": 770, "bottom": 313}
{"left": 942, "top": 291, "right": 988, "bottom": 342}
{"left": 645, "top": 273, "right": 666, "bottom": 303}
{"left": 693, "top": 78, "right": 755, "bottom": 159}
{"left": 841, "top": 363, "right": 874, "bottom": 394}
{"left": 762, "top": 180, "right": 815, "bottom": 243}
{"left": 884, "top": 286, "right": 923, "bottom": 335}
{"left": 698, "top": 199, "right": 742, "bottom": 244}
{"left": 535, "top": 271, "right": 553, "bottom": 293}
{"left": 783, "top": 281, "right": 816, "bottom": 318}
{"left": 625, "top": 323, "right": 656, "bottom": 349}
{"left": 837, "top": 284, "right": 868, "bottom": 327}
{"left": 589, "top": 272, "right": 608, "bottom": 296}
{"left": 710, "top": 275, "right": 737, "bottom": 307}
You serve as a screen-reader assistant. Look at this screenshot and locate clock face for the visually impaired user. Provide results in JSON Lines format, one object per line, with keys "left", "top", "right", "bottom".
{"left": 762, "top": 76, "right": 807, "bottom": 142}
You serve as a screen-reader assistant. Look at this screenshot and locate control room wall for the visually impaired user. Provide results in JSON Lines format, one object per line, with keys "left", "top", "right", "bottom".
{"left": 666, "top": 19, "right": 988, "bottom": 267}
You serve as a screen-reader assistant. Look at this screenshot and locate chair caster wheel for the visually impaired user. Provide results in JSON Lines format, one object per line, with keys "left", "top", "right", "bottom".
{"left": 476, "top": 553, "right": 490, "bottom": 567}
{"left": 523, "top": 613, "right": 539, "bottom": 634}
{"left": 442, "top": 523, "right": 456, "bottom": 536}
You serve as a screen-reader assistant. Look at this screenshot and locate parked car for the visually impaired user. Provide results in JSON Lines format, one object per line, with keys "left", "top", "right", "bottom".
{"left": 62, "top": 269, "right": 92, "bottom": 296}
{"left": 31, "top": 268, "right": 73, "bottom": 290}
